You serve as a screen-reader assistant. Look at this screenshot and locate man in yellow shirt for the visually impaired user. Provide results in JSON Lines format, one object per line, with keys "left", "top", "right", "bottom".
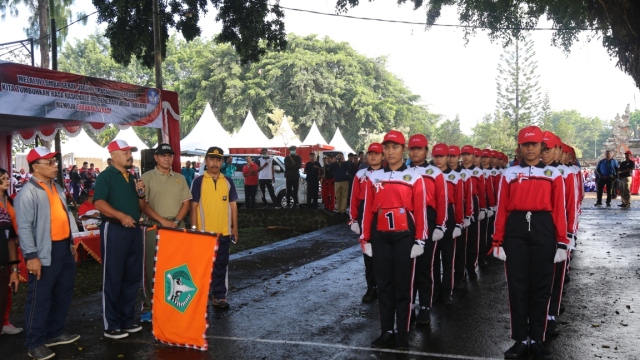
{"left": 190, "top": 147, "right": 238, "bottom": 308}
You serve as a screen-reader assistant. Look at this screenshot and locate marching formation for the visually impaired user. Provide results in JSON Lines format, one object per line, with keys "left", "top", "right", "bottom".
{"left": 349, "top": 126, "right": 584, "bottom": 359}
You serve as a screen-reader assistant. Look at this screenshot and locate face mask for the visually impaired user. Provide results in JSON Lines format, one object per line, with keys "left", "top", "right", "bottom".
{"left": 262, "top": 155, "right": 269, "bottom": 159}
{"left": 290, "top": 150, "right": 296, "bottom": 155}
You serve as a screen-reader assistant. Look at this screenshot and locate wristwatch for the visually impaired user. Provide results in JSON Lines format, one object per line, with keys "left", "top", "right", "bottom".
{"left": 11, "top": 268, "right": 19, "bottom": 273}
{"left": 173, "top": 219, "right": 180, "bottom": 225}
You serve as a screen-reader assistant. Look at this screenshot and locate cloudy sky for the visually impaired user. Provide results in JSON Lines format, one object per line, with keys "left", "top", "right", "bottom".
{"left": 1, "top": 0, "right": 638, "bottom": 134}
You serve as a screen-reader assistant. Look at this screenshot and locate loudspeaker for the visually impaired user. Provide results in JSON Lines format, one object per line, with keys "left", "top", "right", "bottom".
{"left": 141, "top": 149, "right": 156, "bottom": 174}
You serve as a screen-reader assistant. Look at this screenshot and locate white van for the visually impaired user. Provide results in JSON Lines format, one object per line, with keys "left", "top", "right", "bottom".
{"left": 198, "top": 154, "right": 321, "bottom": 208}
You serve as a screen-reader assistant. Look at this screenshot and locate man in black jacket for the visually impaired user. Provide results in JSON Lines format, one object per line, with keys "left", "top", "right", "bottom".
{"left": 618, "top": 151, "right": 635, "bottom": 208}
{"left": 284, "top": 146, "right": 302, "bottom": 208}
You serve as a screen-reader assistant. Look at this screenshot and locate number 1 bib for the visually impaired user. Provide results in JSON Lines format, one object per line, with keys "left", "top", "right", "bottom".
{"left": 376, "top": 207, "right": 409, "bottom": 232}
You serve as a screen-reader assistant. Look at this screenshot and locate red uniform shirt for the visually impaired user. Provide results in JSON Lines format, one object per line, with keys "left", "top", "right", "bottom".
{"left": 411, "top": 163, "right": 448, "bottom": 229}
{"left": 350, "top": 167, "right": 375, "bottom": 220}
{"left": 461, "top": 166, "right": 487, "bottom": 210}
{"left": 482, "top": 167, "right": 497, "bottom": 208}
{"left": 443, "top": 168, "right": 465, "bottom": 225}
{"left": 558, "top": 164, "right": 580, "bottom": 234}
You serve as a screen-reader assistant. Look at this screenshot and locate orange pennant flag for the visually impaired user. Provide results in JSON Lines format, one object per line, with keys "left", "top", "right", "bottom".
{"left": 152, "top": 228, "right": 218, "bottom": 350}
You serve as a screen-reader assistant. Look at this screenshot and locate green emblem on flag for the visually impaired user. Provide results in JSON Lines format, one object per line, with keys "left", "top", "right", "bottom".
{"left": 165, "top": 264, "right": 198, "bottom": 313}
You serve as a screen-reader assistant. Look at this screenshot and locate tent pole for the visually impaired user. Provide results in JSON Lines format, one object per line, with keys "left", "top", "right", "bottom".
{"left": 49, "top": 0, "right": 63, "bottom": 185}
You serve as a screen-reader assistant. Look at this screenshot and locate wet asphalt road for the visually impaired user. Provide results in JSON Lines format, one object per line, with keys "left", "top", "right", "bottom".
{"left": 3, "top": 195, "right": 640, "bottom": 359}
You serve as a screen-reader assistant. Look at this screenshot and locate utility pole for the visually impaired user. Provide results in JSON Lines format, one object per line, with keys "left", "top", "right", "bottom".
{"left": 50, "top": 0, "right": 63, "bottom": 185}
{"left": 153, "top": 0, "right": 163, "bottom": 144}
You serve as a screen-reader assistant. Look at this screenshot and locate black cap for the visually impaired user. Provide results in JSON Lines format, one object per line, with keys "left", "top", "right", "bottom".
{"left": 206, "top": 146, "right": 224, "bottom": 158}
{"left": 289, "top": 145, "right": 297, "bottom": 151}
{"left": 155, "top": 143, "right": 175, "bottom": 155}
{"left": 261, "top": 147, "right": 268, "bottom": 152}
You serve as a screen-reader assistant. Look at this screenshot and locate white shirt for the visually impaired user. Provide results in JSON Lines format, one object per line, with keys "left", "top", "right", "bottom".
{"left": 258, "top": 157, "right": 274, "bottom": 179}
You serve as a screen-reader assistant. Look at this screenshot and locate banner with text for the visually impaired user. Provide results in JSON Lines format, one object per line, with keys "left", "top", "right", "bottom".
{"left": 0, "top": 61, "right": 163, "bottom": 127}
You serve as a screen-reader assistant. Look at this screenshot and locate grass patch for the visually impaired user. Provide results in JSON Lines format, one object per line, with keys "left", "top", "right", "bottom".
{"left": 10, "top": 226, "right": 305, "bottom": 316}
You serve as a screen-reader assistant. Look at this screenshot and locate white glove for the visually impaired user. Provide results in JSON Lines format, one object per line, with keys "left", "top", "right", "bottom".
{"left": 463, "top": 216, "right": 471, "bottom": 228}
{"left": 452, "top": 225, "right": 462, "bottom": 238}
{"left": 362, "top": 242, "right": 373, "bottom": 257}
{"left": 410, "top": 240, "right": 425, "bottom": 258}
{"left": 554, "top": 247, "right": 568, "bottom": 263}
{"left": 567, "top": 233, "right": 576, "bottom": 250}
{"left": 478, "top": 209, "right": 486, "bottom": 221}
{"left": 487, "top": 208, "right": 495, "bottom": 218}
{"left": 493, "top": 246, "right": 507, "bottom": 261}
{"left": 349, "top": 220, "right": 360, "bottom": 234}
{"left": 432, "top": 227, "right": 445, "bottom": 241}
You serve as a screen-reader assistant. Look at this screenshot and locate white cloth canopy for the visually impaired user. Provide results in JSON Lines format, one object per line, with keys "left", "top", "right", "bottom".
{"left": 180, "top": 103, "right": 231, "bottom": 154}
{"left": 270, "top": 115, "right": 301, "bottom": 147}
{"left": 62, "top": 129, "right": 109, "bottom": 160}
{"left": 113, "top": 127, "right": 149, "bottom": 160}
{"left": 301, "top": 121, "right": 329, "bottom": 146}
{"left": 231, "top": 111, "right": 272, "bottom": 148}
{"left": 329, "top": 127, "right": 355, "bottom": 154}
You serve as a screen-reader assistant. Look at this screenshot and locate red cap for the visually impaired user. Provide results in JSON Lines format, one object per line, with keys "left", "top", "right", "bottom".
{"left": 460, "top": 145, "right": 474, "bottom": 154}
{"left": 408, "top": 134, "right": 428, "bottom": 148}
{"left": 518, "top": 126, "right": 544, "bottom": 144}
{"left": 562, "top": 143, "right": 572, "bottom": 154}
{"left": 625, "top": 150, "right": 633, "bottom": 155}
{"left": 448, "top": 145, "right": 461, "bottom": 156}
{"left": 107, "top": 139, "right": 139, "bottom": 153}
{"left": 542, "top": 131, "right": 560, "bottom": 148}
{"left": 432, "top": 143, "right": 449, "bottom": 156}
{"left": 481, "top": 149, "right": 491, "bottom": 157}
{"left": 473, "top": 148, "right": 482, "bottom": 157}
{"left": 88, "top": 190, "right": 95, "bottom": 196}
{"left": 490, "top": 150, "right": 498, "bottom": 158}
{"left": 382, "top": 130, "right": 406, "bottom": 145}
{"left": 367, "top": 142, "right": 383, "bottom": 153}
{"left": 27, "top": 146, "right": 58, "bottom": 164}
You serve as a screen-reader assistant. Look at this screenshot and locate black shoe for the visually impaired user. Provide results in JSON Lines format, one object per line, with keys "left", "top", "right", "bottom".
{"left": 416, "top": 307, "right": 431, "bottom": 324}
{"left": 362, "top": 288, "right": 377, "bottom": 303}
{"left": 559, "top": 305, "right": 566, "bottom": 315}
{"left": 618, "top": 203, "right": 625, "bottom": 207}
{"left": 468, "top": 270, "right": 478, "bottom": 279}
{"left": 504, "top": 341, "right": 529, "bottom": 359}
{"left": 454, "top": 281, "right": 466, "bottom": 290}
{"left": 409, "top": 308, "right": 416, "bottom": 325}
{"left": 122, "top": 323, "right": 142, "bottom": 333}
{"left": 27, "top": 346, "right": 56, "bottom": 360}
{"left": 395, "top": 332, "right": 409, "bottom": 350}
{"left": 606, "top": 203, "right": 611, "bottom": 207}
{"left": 546, "top": 319, "right": 560, "bottom": 336}
{"left": 45, "top": 333, "right": 81, "bottom": 347}
{"left": 371, "top": 332, "right": 395, "bottom": 348}
{"left": 104, "top": 329, "right": 129, "bottom": 339}
{"left": 442, "top": 293, "right": 453, "bottom": 305}
{"left": 529, "top": 342, "right": 552, "bottom": 360}
{"left": 594, "top": 202, "right": 602, "bottom": 207}
{"left": 479, "top": 259, "right": 489, "bottom": 268}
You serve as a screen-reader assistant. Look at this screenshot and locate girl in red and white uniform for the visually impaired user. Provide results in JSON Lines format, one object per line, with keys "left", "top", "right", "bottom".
{"left": 492, "top": 126, "right": 568, "bottom": 359}
{"left": 460, "top": 146, "right": 487, "bottom": 280}
{"left": 360, "top": 130, "right": 428, "bottom": 350}
{"left": 349, "top": 142, "right": 384, "bottom": 303}
{"left": 480, "top": 149, "right": 497, "bottom": 268}
{"left": 448, "top": 145, "right": 473, "bottom": 289}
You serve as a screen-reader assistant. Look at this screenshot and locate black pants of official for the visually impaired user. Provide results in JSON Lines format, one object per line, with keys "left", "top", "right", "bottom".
{"left": 211, "top": 235, "right": 231, "bottom": 300}
{"left": 356, "top": 202, "right": 375, "bottom": 291}
{"left": 101, "top": 222, "right": 143, "bottom": 331}
{"left": 435, "top": 205, "right": 456, "bottom": 295}
{"left": 596, "top": 177, "right": 614, "bottom": 204}
{"left": 465, "top": 196, "right": 481, "bottom": 276}
{"left": 286, "top": 178, "right": 299, "bottom": 207}
{"left": 371, "top": 226, "right": 415, "bottom": 334}
{"left": 306, "top": 179, "right": 319, "bottom": 208}
{"left": 503, "top": 211, "right": 557, "bottom": 342}
{"left": 24, "top": 239, "right": 75, "bottom": 349}
{"left": 244, "top": 185, "right": 258, "bottom": 208}
{"left": 549, "top": 256, "right": 569, "bottom": 318}
{"left": 414, "top": 207, "right": 437, "bottom": 309}
{"left": 259, "top": 179, "right": 278, "bottom": 206}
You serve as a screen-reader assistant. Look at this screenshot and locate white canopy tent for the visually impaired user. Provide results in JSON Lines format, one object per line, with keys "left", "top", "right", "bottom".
{"left": 329, "top": 127, "right": 356, "bottom": 154}
{"left": 180, "top": 103, "right": 231, "bottom": 154}
{"left": 301, "top": 121, "right": 329, "bottom": 146}
{"left": 231, "top": 111, "right": 272, "bottom": 148}
{"left": 270, "top": 115, "right": 301, "bottom": 147}
{"left": 113, "top": 127, "right": 150, "bottom": 160}
{"left": 61, "top": 129, "right": 110, "bottom": 169}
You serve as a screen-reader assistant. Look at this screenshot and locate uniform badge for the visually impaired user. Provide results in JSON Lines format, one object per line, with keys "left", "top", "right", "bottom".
{"left": 448, "top": 174, "right": 455, "bottom": 180}
{"left": 164, "top": 264, "right": 198, "bottom": 314}
{"left": 544, "top": 169, "right": 553, "bottom": 177}
{"left": 559, "top": 169, "right": 564, "bottom": 175}
{"left": 473, "top": 170, "right": 479, "bottom": 175}
{"left": 425, "top": 168, "right": 434, "bottom": 175}
{"left": 460, "top": 173, "right": 467, "bottom": 179}
{"left": 223, "top": 196, "right": 228, "bottom": 201}
{"left": 492, "top": 170, "right": 497, "bottom": 175}
{"left": 403, "top": 174, "right": 412, "bottom": 182}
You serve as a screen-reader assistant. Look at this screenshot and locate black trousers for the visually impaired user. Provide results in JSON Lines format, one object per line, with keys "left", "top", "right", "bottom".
{"left": 549, "top": 256, "right": 568, "bottom": 317}
{"left": 478, "top": 211, "right": 492, "bottom": 265}
{"left": 596, "top": 177, "right": 614, "bottom": 204}
{"left": 438, "top": 205, "right": 457, "bottom": 294}
{"left": 503, "top": 211, "right": 556, "bottom": 342}
{"left": 244, "top": 185, "right": 257, "bottom": 208}
{"left": 357, "top": 202, "right": 375, "bottom": 290}
{"left": 259, "top": 179, "right": 278, "bottom": 206}
{"left": 465, "top": 196, "right": 481, "bottom": 275}
{"left": 414, "top": 207, "right": 437, "bottom": 309}
{"left": 285, "top": 178, "right": 299, "bottom": 206}
{"left": 371, "top": 227, "right": 415, "bottom": 334}
{"left": 306, "top": 179, "right": 319, "bottom": 208}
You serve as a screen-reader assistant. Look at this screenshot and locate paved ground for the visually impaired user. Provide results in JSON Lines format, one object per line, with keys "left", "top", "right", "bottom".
{"left": 3, "top": 193, "right": 640, "bottom": 359}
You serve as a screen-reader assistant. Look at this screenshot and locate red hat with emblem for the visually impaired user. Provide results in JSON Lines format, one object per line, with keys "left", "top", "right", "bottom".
{"left": 562, "top": 143, "right": 572, "bottom": 153}
{"left": 473, "top": 148, "right": 482, "bottom": 157}
{"left": 367, "top": 142, "right": 383, "bottom": 153}
{"left": 27, "top": 146, "right": 58, "bottom": 164}
{"left": 432, "top": 143, "right": 449, "bottom": 156}
{"left": 408, "top": 134, "right": 428, "bottom": 148}
{"left": 542, "top": 131, "right": 560, "bottom": 149}
{"left": 448, "top": 145, "right": 461, "bottom": 156}
{"left": 490, "top": 150, "right": 498, "bottom": 158}
{"left": 107, "top": 139, "right": 139, "bottom": 153}
{"left": 382, "top": 130, "right": 406, "bottom": 145}
{"left": 460, "top": 145, "right": 474, "bottom": 154}
{"left": 518, "top": 126, "right": 544, "bottom": 144}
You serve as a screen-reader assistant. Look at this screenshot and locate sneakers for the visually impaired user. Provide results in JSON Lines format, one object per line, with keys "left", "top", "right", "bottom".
{"left": 371, "top": 331, "right": 395, "bottom": 348}
{"left": 45, "top": 333, "right": 81, "bottom": 347}
{"left": 211, "top": 298, "right": 230, "bottom": 308}
{"left": 546, "top": 319, "right": 560, "bottom": 336}
{"left": 416, "top": 307, "right": 431, "bottom": 324}
{"left": 2, "top": 324, "right": 23, "bottom": 335}
{"left": 529, "top": 342, "right": 552, "bottom": 360}
{"left": 122, "top": 323, "right": 142, "bottom": 333}
{"left": 361, "top": 288, "right": 377, "bottom": 303}
{"left": 104, "top": 329, "right": 129, "bottom": 339}
{"left": 504, "top": 341, "right": 528, "bottom": 359}
{"left": 27, "top": 345, "right": 55, "bottom": 360}
{"left": 395, "top": 332, "right": 409, "bottom": 350}
{"left": 594, "top": 202, "right": 602, "bottom": 207}
{"left": 140, "top": 312, "right": 152, "bottom": 323}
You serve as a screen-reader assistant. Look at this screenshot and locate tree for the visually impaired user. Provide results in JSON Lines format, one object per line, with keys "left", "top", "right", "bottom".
{"left": 470, "top": 111, "right": 517, "bottom": 154}
{"left": 495, "top": 33, "right": 541, "bottom": 134}
{"left": 91, "top": 0, "right": 286, "bottom": 68}
{"left": 434, "top": 115, "right": 469, "bottom": 146}
{"left": 0, "top": 0, "right": 86, "bottom": 68}
{"left": 540, "top": 91, "right": 552, "bottom": 130}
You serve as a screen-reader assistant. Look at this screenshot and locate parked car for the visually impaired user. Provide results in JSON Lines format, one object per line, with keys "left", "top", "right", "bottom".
{"left": 198, "top": 154, "right": 321, "bottom": 208}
